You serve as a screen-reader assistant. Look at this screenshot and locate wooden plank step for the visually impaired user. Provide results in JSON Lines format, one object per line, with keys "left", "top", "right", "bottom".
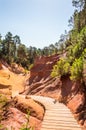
{"left": 41, "top": 125, "right": 81, "bottom": 129}
{"left": 29, "top": 95, "right": 81, "bottom": 130}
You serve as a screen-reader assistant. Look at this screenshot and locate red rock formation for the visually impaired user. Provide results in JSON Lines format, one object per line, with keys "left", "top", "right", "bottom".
{"left": 1, "top": 107, "right": 41, "bottom": 130}
{"left": 29, "top": 54, "right": 60, "bottom": 85}
{"left": 24, "top": 54, "right": 86, "bottom": 129}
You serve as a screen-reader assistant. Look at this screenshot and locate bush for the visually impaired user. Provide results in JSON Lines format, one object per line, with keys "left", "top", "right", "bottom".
{"left": 70, "top": 57, "right": 83, "bottom": 80}
{"left": 51, "top": 58, "right": 70, "bottom": 78}
{"left": 51, "top": 56, "right": 84, "bottom": 81}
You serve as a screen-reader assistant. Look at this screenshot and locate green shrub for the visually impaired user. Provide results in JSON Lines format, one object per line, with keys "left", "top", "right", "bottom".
{"left": 51, "top": 58, "right": 70, "bottom": 78}
{"left": 70, "top": 57, "right": 83, "bottom": 80}
{"left": 0, "top": 94, "right": 8, "bottom": 108}
{"left": 20, "top": 110, "right": 34, "bottom": 130}
{"left": 51, "top": 56, "right": 84, "bottom": 81}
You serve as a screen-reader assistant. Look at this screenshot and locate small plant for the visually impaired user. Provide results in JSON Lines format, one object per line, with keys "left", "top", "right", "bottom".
{"left": 0, "top": 124, "right": 8, "bottom": 130}
{"left": 0, "top": 94, "right": 8, "bottom": 122}
{"left": 20, "top": 110, "right": 34, "bottom": 130}
{"left": 0, "top": 94, "right": 8, "bottom": 107}
{"left": 0, "top": 124, "right": 3, "bottom": 129}
{"left": 0, "top": 94, "right": 8, "bottom": 130}
{"left": 29, "top": 64, "right": 34, "bottom": 70}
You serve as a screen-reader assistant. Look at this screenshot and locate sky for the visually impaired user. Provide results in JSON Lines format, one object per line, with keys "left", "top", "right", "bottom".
{"left": 0, "top": 0, "right": 74, "bottom": 49}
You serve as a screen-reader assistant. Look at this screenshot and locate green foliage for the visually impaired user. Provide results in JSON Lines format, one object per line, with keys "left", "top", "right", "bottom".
{"left": 20, "top": 126, "right": 32, "bottom": 130}
{"left": 0, "top": 30, "right": 68, "bottom": 69}
{"left": 70, "top": 57, "right": 83, "bottom": 80}
{"left": 0, "top": 94, "right": 8, "bottom": 129}
{"left": 51, "top": 57, "right": 84, "bottom": 81}
{"left": 0, "top": 124, "right": 8, "bottom": 130}
{"left": 67, "top": 26, "right": 86, "bottom": 60}
{"left": 0, "top": 94, "right": 8, "bottom": 108}
{"left": 20, "top": 110, "right": 34, "bottom": 130}
{"left": 29, "top": 64, "right": 34, "bottom": 70}
{"left": 0, "top": 0, "right": 86, "bottom": 78}
{"left": 51, "top": 58, "right": 70, "bottom": 78}
{"left": 20, "top": 127, "right": 34, "bottom": 130}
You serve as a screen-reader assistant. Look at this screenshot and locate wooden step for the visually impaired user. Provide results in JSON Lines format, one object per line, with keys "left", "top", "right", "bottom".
{"left": 29, "top": 95, "right": 81, "bottom": 130}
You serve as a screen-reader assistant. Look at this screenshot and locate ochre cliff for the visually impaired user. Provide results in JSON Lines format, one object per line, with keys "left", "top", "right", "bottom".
{"left": 24, "top": 54, "right": 86, "bottom": 129}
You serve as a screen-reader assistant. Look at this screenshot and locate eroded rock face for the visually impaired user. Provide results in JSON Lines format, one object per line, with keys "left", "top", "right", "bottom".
{"left": 29, "top": 54, "right": 60, "bottom": 85}
{"left": 1, "top": 107, "right": 27, "bottom": 130}
{"left": 67, "top": 93, "right": 85, "bottom": 113}
{"left": 24, "top": 54, "right": 86, "bottom": 129}
{"left": 61, "top": 76, "right": 86, "bottom": 129}
{"left": 24, "top": 54, "right": 60, "bottom": 96}
{"left": 1, "top": 107, "right": 41, "bottom": 130}
{"left": 14, "top": 95, "right": 45, "bottom": 120}
{"left": 11, "top": 63, "right": 25, "bottom": 74}
{"left": 0, "top": 94, "right": 43, "bottom": 130}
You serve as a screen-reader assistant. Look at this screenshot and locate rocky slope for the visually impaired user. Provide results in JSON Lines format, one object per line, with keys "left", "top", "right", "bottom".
{"left": 24, "top": 54, "right": 86, "bottom": 129}
{"left": 0, "top": 63, "right": 44, "bottom": 130}
{"left": 0, "top": 95, "right": 43, "bottom": 130}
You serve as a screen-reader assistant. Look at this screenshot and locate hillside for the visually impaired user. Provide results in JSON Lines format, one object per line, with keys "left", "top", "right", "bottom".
{"left": 0, "top": 54, "right": 85, "bottom": 130}
{"left": 0, "top": 63, "right": 44, "bottom": 130}
{"left": 23, "top": 54, "right": 86, "bottom": 130}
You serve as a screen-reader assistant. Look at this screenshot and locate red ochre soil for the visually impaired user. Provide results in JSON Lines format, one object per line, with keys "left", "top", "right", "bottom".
{"left": 0, "top": 53, "right": 86, "bottom": 130}
{"left": 24, "top": 54, "right": 86, "bottom": 129}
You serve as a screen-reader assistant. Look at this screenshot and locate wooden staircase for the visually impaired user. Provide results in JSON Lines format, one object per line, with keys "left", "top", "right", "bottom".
{"left": 30, "top": 95, "right": 82, "bottom": 130}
